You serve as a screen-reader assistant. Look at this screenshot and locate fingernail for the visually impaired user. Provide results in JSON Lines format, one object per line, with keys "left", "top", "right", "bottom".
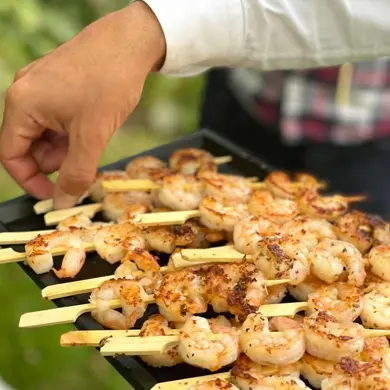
{"left": 53, "top": 192, "right": 78, "bottom": 209}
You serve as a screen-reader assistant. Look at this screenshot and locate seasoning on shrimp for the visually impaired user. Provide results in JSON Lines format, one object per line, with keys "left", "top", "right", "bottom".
{"left": 178, "top": 315, "right": 239, "bottom": 371}
{"left": 239, "top": 314, "right": 305, "bottom": 366}
{"left": 125, "top": 156, "right": 170, "bottom": 181}
{"left": 169, "top": 148, "right": 216, "bottom": 176}
{"left": 367, "top": 244, "right": 390, "bottom": 282}
{"left": 361, "top": 289, "right": 390, "bottom": 330}
{"left": 248, "top": 190, "right": 300, "bottom": 225}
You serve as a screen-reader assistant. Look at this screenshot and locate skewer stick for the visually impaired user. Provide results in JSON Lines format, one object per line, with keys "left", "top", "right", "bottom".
{"left": 60, "top": 329, "right": 180, "bottom": 347}
{"left": 213, "top": 156, "right": 233, "bottom": 165}
{"left": 19, "top": 296, "right": 155, "bottom": 328}
{"left": 180, "top": 246, "right": 248, "bottom": 262}
{"left": 0, "top": 230, "right": 56, "bottom": 245}
{"left": 44, "top": 203, "right": 103, "bottom": 226}
{"left": 100, "top": 334, "right": 224, "bottom": 356}
{"left": 0, "top": 243, "right": 95, "bottom": 266}
{"left": 335, "top": 63, "right": 353, "bottom": 106}
{"left": 132, "top": 210, "right": 200, "bottom": 227}
{"left": 34, "top": 191, "right": 89, "bottom": 215}
{"left": 150, "top": 374, "right": 231, "bottom": 390}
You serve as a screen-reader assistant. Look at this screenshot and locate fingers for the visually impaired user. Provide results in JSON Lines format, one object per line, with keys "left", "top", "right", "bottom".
{"left": 53, "top": 121, "right": 113, "bottom": 209}
{"left": 0, "top": 87, "right": 54, "bottom": 199}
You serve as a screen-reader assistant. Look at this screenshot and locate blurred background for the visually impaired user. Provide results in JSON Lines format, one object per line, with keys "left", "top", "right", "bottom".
{"left": 0, "top": 1, "right": 204, "bottom": 389}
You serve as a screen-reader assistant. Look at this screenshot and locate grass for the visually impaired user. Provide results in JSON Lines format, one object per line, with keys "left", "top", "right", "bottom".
{"left": 0, "top": 127, "right": 180, "bottom": 390}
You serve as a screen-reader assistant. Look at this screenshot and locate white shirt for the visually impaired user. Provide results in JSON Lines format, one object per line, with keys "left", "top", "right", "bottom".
{"left": 142, "top": 0, "right": 390, "bottom": 76}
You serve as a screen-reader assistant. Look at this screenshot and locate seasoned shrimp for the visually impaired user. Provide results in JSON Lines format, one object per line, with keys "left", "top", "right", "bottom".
{"left": 333, "top": 211, "right": 390, "bottom": 254}
{"left": 57, "top": 213, "right": 94, "bottom": 231}
{"left": 187, "top": 379, "right": 239, "bottom": 390}
{"left": 233, "top": 215, "right": 280, "bottom": 255}
{"left": 300, "top": 353, "right": 341, "bottom": 389}
{"left": 205, "top": 263, "right": 268, "bottom": 319}
{"left": 360, "top": 337, "right": 390, "bottom": 372}
{"left": 88, "top": 170, "right": 129, "bottom": 202}
{"left": 297, "top": 190, "right": 366, "bottom": 222}
{"left": 178, "top": 316, "right": 239, "bottom": 371}
{"left": 90, "top": 279, "right": 149, "bottom": 330}
{"left": 264, "top": 170, "right": 324, "bottom": 200}
{"left": 306, "top": 283, "right": 364, "bottom": 323}
{"left": 361, "top": 290, "right": 390, "bottom": 329}
{"left": 231, "top": 353, "right": 300, "bottom": 390}
{"left": 93, "top": 222, "right": 147, "bottom": 264}
{"left": 139, "top": 314, "right": 183, "bottom": 367}
{"left": 281, "top": 215, "right": 336, "bottom": 249}
{"left": 201, "top": 173, "right": 252, "bottom": 202}
{"left": 155, "top": 269, "right": 208, "bottom": 322}
{"left": 103, "top": 192, "right": 154, "bottom": 221}
{"left": 240, "top": 314, "right": 305, "bottom": 366}
{"left": 145, "top": 222, "right": 199, "bottom": 254}
{"left": 265, "top": 283, "right": 288, "bottom": 304}
{"left": 125, "top": 156, "right": 170, "bottom": 180}
{"left": 248, "top": 190, "right": 300, "bottom": 225}
{"left": 117, "top": 203, "right": 151, "bottom": 223}
{"left": 25, "top": 231, "right": 85, "bottom": 277}
{"left": 303, "top": 311, "right": 365, "bottom": 362}
{"left": 255, "top": 234, "right": 311, "bottom": 285}
{"left": 367, "top": 245, "right": 390, "bottom": 282}
{"left": 199, "top": 195, "right": 249, "bottom": 232}
{"left": 169, "top": 148, "right": 216, "bottom": 175}
{"left": 288, "top": 275, "right": 326, "bottom": 302}
{"left": 158, "top": 174, "right": 204, "bottom": 211}
{"left": 309, "top": 239, "right": 366, "bottom": 286}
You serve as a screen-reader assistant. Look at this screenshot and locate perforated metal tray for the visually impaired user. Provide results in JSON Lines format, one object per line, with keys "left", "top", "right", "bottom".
{"left": 0, "top": 129, "right": 275, "bottom": 390}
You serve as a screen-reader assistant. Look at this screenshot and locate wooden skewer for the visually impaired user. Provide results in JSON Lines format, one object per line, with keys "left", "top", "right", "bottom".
{"left": 335, "top": 63, "right": 353, "bottom": 106}
{"left": 44, "top": 203, "right": 103, "bottom": 226}
{"left": 60, "top": 329, "right": 180, "bottom": 347}
{"left": 0, "top": 230, "right": 56, "bottom": 245}
{"left": 132, "top": 210, "right": 200, "bottom": 227}
{"left": 180, "top": 246, "right": 248, "bottom": 262}
{"left": 19, "top": 296, "right": 155, "bottom": 328}
{"left": 0, "top": 244, "right": 96, "bottom": 266}
{"left": 150, "top": 373, "right": 231, "bottom": 390}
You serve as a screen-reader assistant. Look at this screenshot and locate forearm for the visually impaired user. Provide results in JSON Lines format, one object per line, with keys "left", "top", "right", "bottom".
{"left": 143, "top": 0, "right": 390, "bottom": 75}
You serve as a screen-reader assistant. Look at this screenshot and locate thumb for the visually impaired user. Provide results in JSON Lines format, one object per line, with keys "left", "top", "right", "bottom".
{"left": 53, "top": 123, "right": 112, "bottom": 209}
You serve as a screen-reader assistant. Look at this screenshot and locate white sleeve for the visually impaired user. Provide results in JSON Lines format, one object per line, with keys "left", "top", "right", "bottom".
{"left": 142, "top": 0, "right": 390, "bottom": 76}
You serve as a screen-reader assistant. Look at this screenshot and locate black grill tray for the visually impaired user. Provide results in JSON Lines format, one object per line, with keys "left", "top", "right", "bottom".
{"left": 0, "top": 129, "right": 278, "bottom": 390}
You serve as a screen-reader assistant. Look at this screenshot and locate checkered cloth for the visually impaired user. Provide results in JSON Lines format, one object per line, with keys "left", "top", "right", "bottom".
{"left": 227, "top": 58, "right": 390, "bottom": 145}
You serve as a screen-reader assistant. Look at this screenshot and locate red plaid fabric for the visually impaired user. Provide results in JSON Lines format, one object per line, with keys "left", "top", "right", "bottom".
{"left": 227, "top": 58, "right": 390, "bottom": 145}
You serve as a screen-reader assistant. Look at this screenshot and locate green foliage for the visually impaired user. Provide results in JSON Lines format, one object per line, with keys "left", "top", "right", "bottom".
{"left": 0, "top": 1, "right": 204, "bottom": 389}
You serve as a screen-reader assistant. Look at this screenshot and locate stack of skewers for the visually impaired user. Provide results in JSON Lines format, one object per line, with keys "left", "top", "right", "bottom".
{"left": 2, "top": 147, "right": 390, "bottom": 390}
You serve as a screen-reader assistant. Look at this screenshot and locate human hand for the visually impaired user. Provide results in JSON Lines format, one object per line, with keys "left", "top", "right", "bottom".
{"left": 0, "top": 1, "right": 165, "bottom": 209}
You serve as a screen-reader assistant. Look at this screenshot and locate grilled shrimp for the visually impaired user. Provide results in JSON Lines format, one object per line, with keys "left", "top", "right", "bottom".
{"left": 103, "top": 192, "right": 154, "bottom": 222}
{"left": 201, "top": 173, "right": 252, "bottom": 202}
{"left": 25, "top": 230, "right": 85, "bottom": 277}
{"left": 158, "top": 174, "right": 204, "bottom": 211}
{"left": 248, "top": 190, "right": 300, "bottom": 225}
{"left": 297, "top": 190, "right": 365, "bottom": 222}
{"left": 145, "top": 222, "right": 199, "bottom": 254}
{"left": 57, "top": 212, "right": 94, "bottom": 231}
{"left": 90, "top": 279, "right": 149, "bottom": 330}
{"left": 169, "top": 148, "right": 216, "bottom": 175}
{"left": 233, "top": 215, "right": 280, "bottom": 255}
{"left": 155, "top": 269, "right": 208, "bottom": 322}
{"left": 255, "top": 234, "right": 311, "bottom": 285}
{"left": 300, "top": 353, "right": 341, "bottom": 389}
{"left": 199, "top": 195, "right": 249, "bottom": 232}
{"left": 288, "top": 275, "right": 326, "bottom": 302}
{"left": 361, "top": 337, "right": 390, "bottom": 372}
{"left": 333, "top": 211, "right": 390, "bottom": 254}
{"left": 125, "top": 155, "right": 170, "bottom": 181}
{"left": 367, "top": 245, "right": 390, "bottom": 282}
{"left": 309, "top": 239, "right": 366, "bottom": 286}
{"left": 117, "top": 203, "right": 152, "bottom": 223}
{"left": 240, "top": 314, "right": 305, "bottom": 366}
{"left": 281, "top": 215, "right": 336, "bottom": 249}
{"left": 187, "top": 379, "right": 239, "bottom": 390}
{"left": 88, "top": 170, "right": 129, "bottom": 202}
{"left": 264, "top": 170, "right": 324, "bottom": 199}
{"left": 303, "top": 311, "right": 365, "bottom": 362}
{"left": 306, "top": 283, "right": 364, "bottom": 323}
{"left": 205, "top": 263, "right": 268, "bottom": 319}
{"left": 139, "top": 314, "right": 183, "bottom": 367}
{"left": 93, "top": 222, "right": 146, "bottom": 264}
{"left": 178, "top": 315, "right": 239, "bottom": 371}
{"left": 361, "top": 290, "right": 390, "bottom": 329}
{"left": 231, "top": 353, "right": 300, "bottom": 390}
{"left": 265, "top": 283, "right": 288, "bottom": 304}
